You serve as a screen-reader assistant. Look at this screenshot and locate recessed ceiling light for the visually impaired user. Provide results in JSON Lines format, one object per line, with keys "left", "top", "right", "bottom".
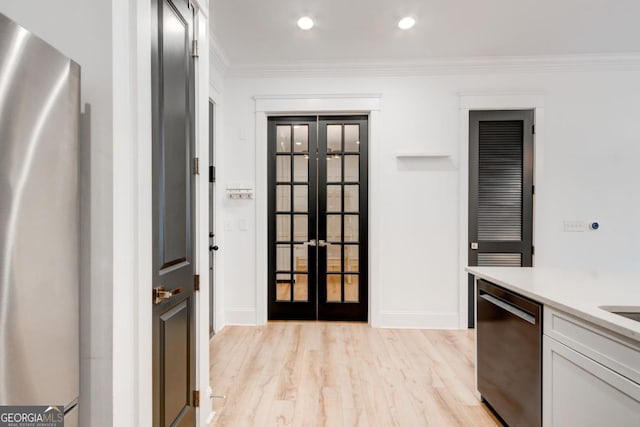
{"left": 297, "top": 16, "right": 314, "bottom": 30}
{"left": 398, "top": 16, "right": 416, "bottom": 30}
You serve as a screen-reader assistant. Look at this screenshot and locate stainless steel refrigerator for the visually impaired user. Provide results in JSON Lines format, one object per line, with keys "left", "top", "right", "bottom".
{"left": 0, "top": 12, "right": 80, "bottom": 427}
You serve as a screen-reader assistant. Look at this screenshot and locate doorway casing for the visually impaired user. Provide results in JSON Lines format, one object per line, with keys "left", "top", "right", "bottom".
{"left": 457, "top": 92, "right": 545, "bottom": 328}
{"left": 254, "top": 94, "right": 381, "bottom": 326}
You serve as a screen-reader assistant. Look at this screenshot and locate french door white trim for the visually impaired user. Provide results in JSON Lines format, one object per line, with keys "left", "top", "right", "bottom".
{"left": 458, "top": 92, "right": 545, "bottom": 329}
{"left": 254, "top": 94, "right": 382, "bottom": 326}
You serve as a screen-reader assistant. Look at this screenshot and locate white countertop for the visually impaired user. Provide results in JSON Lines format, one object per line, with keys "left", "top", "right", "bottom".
{"left": 466, "top": 267, "right": 640, "bottom": 342}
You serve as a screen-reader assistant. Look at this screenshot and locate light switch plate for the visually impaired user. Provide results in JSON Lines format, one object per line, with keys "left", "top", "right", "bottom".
{"left": 563, "top": 220, "right": 588, "bottom": 232}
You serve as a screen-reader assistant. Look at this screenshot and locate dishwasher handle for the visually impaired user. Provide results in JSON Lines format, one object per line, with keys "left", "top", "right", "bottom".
{"left": 479, "top": 291, "right": 536, "bottom": 325}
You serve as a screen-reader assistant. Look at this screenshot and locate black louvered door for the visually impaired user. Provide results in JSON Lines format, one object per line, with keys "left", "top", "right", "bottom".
{"left": 468, "top": 110, "right": 534, "bottom": 326}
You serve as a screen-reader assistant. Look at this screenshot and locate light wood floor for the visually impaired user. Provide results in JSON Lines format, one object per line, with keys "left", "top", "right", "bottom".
{"left": 209, "top": 322, "right": 501, "bottom": 427}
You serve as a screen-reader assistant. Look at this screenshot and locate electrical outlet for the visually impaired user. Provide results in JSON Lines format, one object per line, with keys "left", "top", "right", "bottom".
{"left": 563, "top": 220, "right": 588, "bottom": 232}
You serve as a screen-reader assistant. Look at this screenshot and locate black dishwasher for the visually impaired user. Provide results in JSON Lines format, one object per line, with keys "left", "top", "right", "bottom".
{"left": 477, "top": 279, "right": 542, "bottom": 427}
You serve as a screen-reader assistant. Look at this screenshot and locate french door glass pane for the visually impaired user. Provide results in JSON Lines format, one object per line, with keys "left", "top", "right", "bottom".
{"left": 327, "top": 155, "right": 341, "bottom": 182}
{"left": 326, "top": 215, "right": 342, "bottom": 242}
{"left": 344, "top": 275, "right": 359, "bottom": 302}
{"left": 293, "top": 244, "right": 308, "bottom": 272}
{"left": 293, "top": 156, "right": 308, "bottom": 182}
{"left": 344, "top": 125, "right": 360, "bottom": 152}
{"left": 294, "top": 274, "right": 308, "bottom": 301}
{"left": 276, "top": 125, "right": 291, "bottom": 152}
{"left": 327, "top": 245, "right": 341, "bottom": 272}
{"left": 276, "top": 185, "right": 291, "bottom": 211}
{"left": 344, "top": 185, "right": 358, "bottom": 212}
{"left": 276, "top": 281, "right": 291, "bottom": 301}
{"left": 276, "top": 245, "right": 291, "bottom": 271}
{"left": 293, "top": 185, "right": 308, "bottom": 212}
{"left": 293, "top": 215, "right": 308, "bottom": 242}
{"left": 327, "top": 125, "right": 342, "bottom": 152}
{"left": 344, "top": 245, "right": 359, "bottom": 272}
{"left": 326, "top": 185, "right": 341, "bottom": 211}
{"left": 344, "top": 215, "right": 358, "bottom": 242}
{"left": 293, "top": 125, "right": 309, "bottom": 153}
{"left": 276, "top": 156, "right": 291, "bottom": 182}
{"left": 327, "top": 275, "right": 341, "bottom": 302}
{"left": 344, "top": 155, "right": 359, "bottom": 181}
{"left": 276, "top": 215, "right": 291, "bottom": 241}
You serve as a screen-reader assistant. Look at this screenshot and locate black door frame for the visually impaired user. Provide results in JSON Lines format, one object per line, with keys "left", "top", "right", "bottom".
{"left": 267, "top": 115, "right": 369, "bottom": 321}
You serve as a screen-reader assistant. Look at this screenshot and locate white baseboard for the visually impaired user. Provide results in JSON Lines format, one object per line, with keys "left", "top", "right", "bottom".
{"left": 224, "top": 308, "right": 257, "bottom": 325}
{"left": 377, "top": 310, "right": 460, "bottom": 329}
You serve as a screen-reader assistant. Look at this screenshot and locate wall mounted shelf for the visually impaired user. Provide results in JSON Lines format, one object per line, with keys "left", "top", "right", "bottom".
{"left": 395, "top": 152, "right": 451, "bottom": 158}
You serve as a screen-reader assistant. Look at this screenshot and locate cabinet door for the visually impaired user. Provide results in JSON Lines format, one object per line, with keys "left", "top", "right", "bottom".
{"left": 543, "top": 336, "right": 640, "bottom": 426}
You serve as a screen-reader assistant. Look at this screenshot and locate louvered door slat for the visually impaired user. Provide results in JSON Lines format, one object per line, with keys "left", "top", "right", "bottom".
{"left": 478, "top": 120, "right": 523, "bottom": 241}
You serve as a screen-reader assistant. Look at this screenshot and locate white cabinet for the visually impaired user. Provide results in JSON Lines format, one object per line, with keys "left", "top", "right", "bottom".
{"left": 543, "top": 308, "right": 640, "bottom": 426}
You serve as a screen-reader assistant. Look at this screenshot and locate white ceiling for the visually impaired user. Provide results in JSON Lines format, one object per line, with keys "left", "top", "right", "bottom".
{"left": 210, "top": 0, "right": 640, "bottom": 66}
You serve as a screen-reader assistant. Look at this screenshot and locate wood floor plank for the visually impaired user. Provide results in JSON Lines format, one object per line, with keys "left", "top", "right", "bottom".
{"left": 209, "top": 323, "right": 500, "bottom": 427}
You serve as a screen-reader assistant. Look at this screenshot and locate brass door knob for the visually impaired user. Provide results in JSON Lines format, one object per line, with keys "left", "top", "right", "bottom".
{"left": 153, "top": 286, "right": 183, "bottom": 305}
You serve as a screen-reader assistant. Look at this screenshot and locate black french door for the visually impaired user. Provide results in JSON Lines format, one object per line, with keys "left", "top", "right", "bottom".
{"left": 268, "top": 116, "right": 368, "bottom": 321}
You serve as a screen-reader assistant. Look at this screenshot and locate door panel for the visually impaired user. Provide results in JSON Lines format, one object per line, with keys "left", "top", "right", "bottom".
{"left": 468, "top": 110, "right": 534, "bottom": 327}
{"left": 317, "top": 117, "right": 368, "bottom": 321}
{"left": 268, "top": 118, "right": 318, "bottom": 320}
{"left": 151, "top": 0, "right": 196, "bottom": 425}
{"left": 268, "top": 116, "right": 368, "bottom": 321}
{"left": 161, "top": 301, "right": 191, "bottom": 424}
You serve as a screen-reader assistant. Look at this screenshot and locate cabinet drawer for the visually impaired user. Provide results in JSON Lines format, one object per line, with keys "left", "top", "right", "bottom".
{"left": 544, "top": 307, "right": 640, "bottom": 384}
{"left": 543, "top": 336, "right": 640, "bottom": 427}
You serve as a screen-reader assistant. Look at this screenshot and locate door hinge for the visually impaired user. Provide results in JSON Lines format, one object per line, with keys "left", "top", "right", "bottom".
{"left": 532, "top": 246, "right": 535, "bottom": 256}
{"left": 194, "top": 274, "right": 200, "bottom": 291}
{"left": 194, "top": 157, "right": 200, "bottom": 175}
{"left": 209, "top": 165, "right": 216, "bottom": 183}
{"left": 192, "top": 39, "right": 199, "bottom": 58}
{"left": 532, "top": 185, "right": 535, "bottom": 195}
{"left": 532, "top": 124, "right": 536, "bottom": 134}
{"left": 192, "top": 390, "right": 200, "bottom": 407}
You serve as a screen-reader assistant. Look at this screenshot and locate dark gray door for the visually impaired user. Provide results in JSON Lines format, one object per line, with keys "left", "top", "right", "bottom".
{"left": 151, "top": 0, "right": 196, "bottom": 426}
{"left": 468, "top": 110, "right": 534, "bottom": 326}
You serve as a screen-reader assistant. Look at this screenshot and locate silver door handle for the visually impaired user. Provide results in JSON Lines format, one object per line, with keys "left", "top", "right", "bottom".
{"left": 302, "top": 239, "right": 317, "bottom": 247}
{"left": 471, "top": 242, "right": 479, "bottom": 250}
{"left": 153, "top": 286, "right": 183, "bottom": 305}
{"left": 318, "top": 240, "right": 332, "bottom": 247}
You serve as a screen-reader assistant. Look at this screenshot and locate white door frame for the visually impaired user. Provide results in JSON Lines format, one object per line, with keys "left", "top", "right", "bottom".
{"left": 457, "top": 92, "right": 545, "bottom": 328}
{"left": 254, "top": 94, "right": 382, "bottom": 325}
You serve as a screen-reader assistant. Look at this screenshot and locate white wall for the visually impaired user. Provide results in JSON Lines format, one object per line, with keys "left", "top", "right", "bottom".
{"left": 220, "top": 66, "right": 640, "bottom": 328}
{"left": 0, "top": 1, "right": 115, "bottom": 424}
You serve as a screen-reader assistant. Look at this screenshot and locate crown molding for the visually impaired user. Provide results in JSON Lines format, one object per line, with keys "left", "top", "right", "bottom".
{"left": 222, "top": 53, "right": 640, "bottom": 79}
